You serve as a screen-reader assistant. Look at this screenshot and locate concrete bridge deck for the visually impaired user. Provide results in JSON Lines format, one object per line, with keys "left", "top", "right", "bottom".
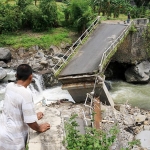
{"left": 59, "top": 22, "right": 128, "bottom": 77}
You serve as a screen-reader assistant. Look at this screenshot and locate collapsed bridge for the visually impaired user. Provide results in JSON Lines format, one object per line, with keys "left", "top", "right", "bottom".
{"left": 54, "top": 18, "right": 148, "bottom": 105}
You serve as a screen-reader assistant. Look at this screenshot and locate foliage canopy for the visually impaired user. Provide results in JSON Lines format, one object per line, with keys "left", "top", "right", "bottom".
{"left": 0, "top": 0, "right": 149, "bottom": 34}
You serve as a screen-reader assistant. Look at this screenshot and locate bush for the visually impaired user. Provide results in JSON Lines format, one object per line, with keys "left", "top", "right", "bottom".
{"left": 0, "top": 4, "right": 22, "bottom": 33}
{"left": 17, "top": 0, "right": 32, "bottom": 10}
{"left": 64, "top": 114, "right": 118, "bottom": 150}
{"left": 23, "top": 5, "right": 45, "bottom": 31}
{"left": 64, "top": 114, "right": 141, "bottom": 150}
{"left": 39, "top": 0, "right": 58, "bottom": 28}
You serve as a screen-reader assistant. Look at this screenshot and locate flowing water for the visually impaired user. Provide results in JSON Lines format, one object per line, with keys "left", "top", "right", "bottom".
{"left": 0, "top": 69, "right": 74, "bottom": 111}
{"left": 109, "top": 80, "right": 150, "bottom": 110}
{"left": 1, "top": 69, "right": 150, "bottom": 111}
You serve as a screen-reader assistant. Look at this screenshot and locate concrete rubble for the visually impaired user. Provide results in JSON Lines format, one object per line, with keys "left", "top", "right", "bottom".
{"left": 28, "top": 101, "right": 86, "bottom": 150}
{"left": 28, "top": 100, "right": 150, "bottom": 150}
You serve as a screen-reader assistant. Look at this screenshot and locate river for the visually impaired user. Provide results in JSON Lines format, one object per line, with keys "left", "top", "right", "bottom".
{"left": 109, "top": 80, "right": 150, "bottom": 110}
{"left": 1, "top": 69, "right": 150, "bottom": 111}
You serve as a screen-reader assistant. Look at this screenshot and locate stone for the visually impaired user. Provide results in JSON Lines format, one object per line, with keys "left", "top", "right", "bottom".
{"left": 0, "top": 67, "right": 7, "bottom": 80}
{"left": 49, "top": 45, "right": 62, "bottom": 55}
{"left": 0, "top": 61, "right": 7, "bottom": 68}
{"left": 40, "top": 60, "right": 48, "bottom": 66}
{"left": 123, "top": 115, "right": 134, "bottom": 125}
{"left": 28, "top": 45, "right": 39, "bottom": 51}
{"left": 134, "top": 115, "right": 146, "bottom": 123}
{"left": 0, "top": 48, "right": 11, "bottom": 61}
{"left": 17, "top": 47, "right": 25, "bottom": 57}
{"left": 125, "top": 61, "right": 150, "bottom": 83}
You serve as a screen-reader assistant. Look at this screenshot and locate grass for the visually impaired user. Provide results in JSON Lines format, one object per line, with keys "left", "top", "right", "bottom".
{"left": 0, "top": 28, "right": 73, "bottom": 49}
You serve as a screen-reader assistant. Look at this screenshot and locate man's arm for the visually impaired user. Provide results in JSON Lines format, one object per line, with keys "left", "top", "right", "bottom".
{"left": 27, "top": 122, "right": 50, "bottom": 132}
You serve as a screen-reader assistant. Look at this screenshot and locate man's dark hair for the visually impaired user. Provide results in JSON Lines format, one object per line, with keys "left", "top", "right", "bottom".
{"left": 16, "top": 64, "right": 33, "bottom": 81}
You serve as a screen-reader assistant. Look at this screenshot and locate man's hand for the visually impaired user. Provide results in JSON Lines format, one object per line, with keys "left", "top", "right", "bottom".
{"left": 27, "top": 122, "right": 50, "bottom": 132}
{"left": 39, "top": 123, "right": 50, "bottom": 132}
{"left": 37, "top": 112, "right": 44, "bottom": 120}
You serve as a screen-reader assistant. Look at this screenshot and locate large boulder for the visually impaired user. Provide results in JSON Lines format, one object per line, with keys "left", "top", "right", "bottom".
{"left": 0, "top": 67, "right": 7, "bottom": 81}
{"left": 0, "top": 48, "right": 11, "bottom": 62}
{"left": 0, "top": 61, "right": 7, "bottom": 68}
{"left": 49, "top": 45, "right": 62, "bottom": 55}
{"left": 125, "top": 61, "right": 150, "bottom": 83}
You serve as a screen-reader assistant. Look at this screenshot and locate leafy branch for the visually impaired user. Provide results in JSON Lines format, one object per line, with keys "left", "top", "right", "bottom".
{"left": 64, "top": 114, "right": 118, "bottom": 150}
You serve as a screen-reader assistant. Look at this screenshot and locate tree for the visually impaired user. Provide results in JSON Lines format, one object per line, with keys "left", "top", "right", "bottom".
{"left": 90, "top": 0, "right": 131, "bottom": 18}
{"left": 17, "top": 0, "right": 32, "bottom": 10}
{"left": 65, "top": 0, "right": 94, "bottom": 34}
{"left": 0, "top": 3, "right": 22, "bottom": 33}
{"left": 134, "top": 0, "right": 150, "bottom": 7}
{"left": 23, "top": 4, "right": 44, "bottom": 31}
{"left": 39, "top": 0, "right": 58, "bottom": 28}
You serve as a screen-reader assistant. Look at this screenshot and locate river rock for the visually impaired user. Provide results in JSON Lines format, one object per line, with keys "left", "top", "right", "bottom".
{"left": 32, "top": 63, "right": 43, "bottom": 72}
{"left": 49, "top": 45, "right": 62, "bottom": 55}
{"left": 28, "top": 45, "right": 39, "bottom": 51}
{"left": 40, "top": 60, "right": 48, "bottom": 66}
{"left": 0, "top": 48, "right": 11, "bottom": 62}
{"left": 17, "top": 47, "right": 25, "bottom": 57}
{"left": 60, "top": 42, "right": 71, "bottom": 49}
{"left": 125, "top": 61, "right": 150, "bottom": 83}
{"left": 0, "top": 67, "right": 7, "bottom": 80}
{"left": 0, "top": 61, "right": 7, "bottom": 68}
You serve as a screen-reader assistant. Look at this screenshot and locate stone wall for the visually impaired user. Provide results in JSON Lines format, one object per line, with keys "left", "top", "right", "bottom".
{"left": 112, "top": 25, "right": 147, "bottom": 64}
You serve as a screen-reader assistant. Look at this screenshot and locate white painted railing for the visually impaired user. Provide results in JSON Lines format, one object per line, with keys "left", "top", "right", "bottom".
{"left": 98, "top": 20, "right": 134, "bottom": 72}
{"left": 52, "top": 16, "right": 101, "bottom": 74}
{"left": 82, "top": 21, "right": 133, "bottom": 126}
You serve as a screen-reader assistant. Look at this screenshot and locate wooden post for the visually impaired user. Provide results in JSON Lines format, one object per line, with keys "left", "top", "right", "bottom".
{"left": 93, "top": 97, "right": 101, "bottom": 129}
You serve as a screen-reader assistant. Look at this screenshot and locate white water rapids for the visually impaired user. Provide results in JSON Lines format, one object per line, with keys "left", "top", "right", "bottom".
{"left": 0, "top": 69, "right": 74, "bottom": 111}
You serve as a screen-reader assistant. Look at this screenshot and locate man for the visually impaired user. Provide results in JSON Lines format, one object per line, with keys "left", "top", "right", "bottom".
{"left": 127, "top": 13, "right": 131, "bottom": 23}
{"left": 0, "top": 64, "right": 50, "bottom": 150}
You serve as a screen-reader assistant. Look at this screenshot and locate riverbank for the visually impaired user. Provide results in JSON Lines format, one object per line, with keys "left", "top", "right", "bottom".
{"left": 28, "top": 99, "right": 150, "bottom": 150}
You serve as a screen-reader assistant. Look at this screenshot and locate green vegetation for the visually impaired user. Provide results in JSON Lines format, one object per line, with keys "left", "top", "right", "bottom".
{"left": 0, "top": 0, "right": 149, "bottom": 33}
{"left": 64, "top": 114, "right": 119, "bottom": 150}
{"left": 0, "top": 28, "right": 72, "bottom": 49}
{"left": 26, "top": 144, "right": 28, "bottom": 150}
{"left": 143, "top": 23, "right": 150, "bottom": 57}
{"left": 0, "top": 0, "right": 149, "bottom": 49}
{"left": 64, "top": 114, "right": 140, "bottom": 150}
{"left": 121, "top": 140, "right": 141, "bottom": 150}
{"left": 129, "top": 24, "right": 137, "bottom": 32}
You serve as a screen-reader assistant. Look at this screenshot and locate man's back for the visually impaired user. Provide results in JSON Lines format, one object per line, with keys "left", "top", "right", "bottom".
{"left": 0, "top": 82, "right": 37, "bottom": 150}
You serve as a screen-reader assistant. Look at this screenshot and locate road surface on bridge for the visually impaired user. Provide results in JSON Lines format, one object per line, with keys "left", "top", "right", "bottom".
{"left": 59, "top": 22, "right": 128, "bottom": 77}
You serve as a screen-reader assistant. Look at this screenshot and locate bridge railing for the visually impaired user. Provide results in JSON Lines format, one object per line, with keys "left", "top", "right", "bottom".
{"left": 99, "top": 21, "right": 134, "bottom": 72}
{"left": 52, "top": 16, "right": 101, "bottom": 74}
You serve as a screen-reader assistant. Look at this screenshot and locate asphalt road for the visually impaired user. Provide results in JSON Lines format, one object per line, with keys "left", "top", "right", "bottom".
{"left": 59, "top": 23, "right": 128, "bottom": 77}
